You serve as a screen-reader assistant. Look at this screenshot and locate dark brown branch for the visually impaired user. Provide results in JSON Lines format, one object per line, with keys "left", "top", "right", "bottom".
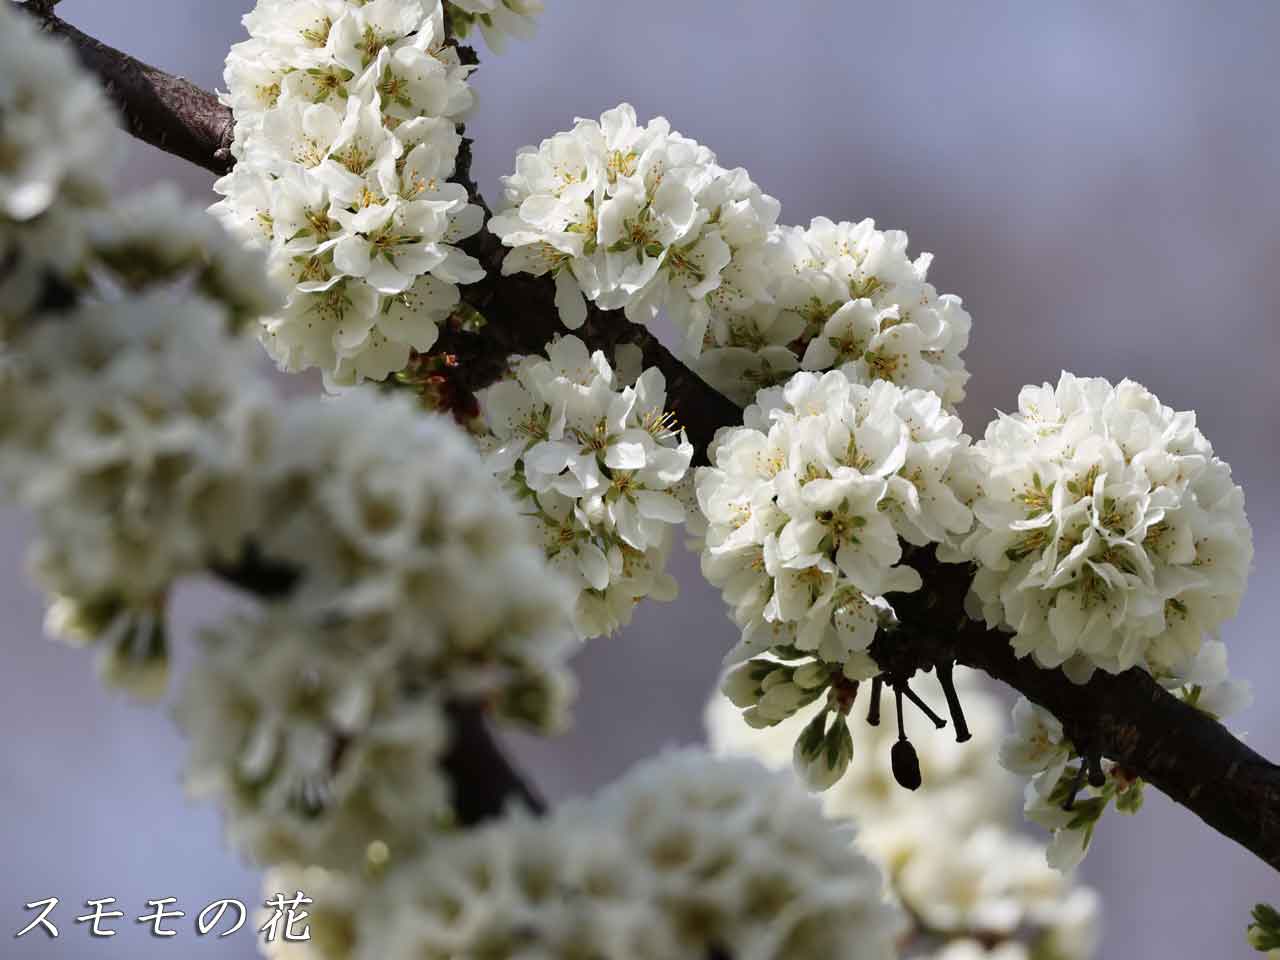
{"left": 442, "top": 701, "right": 545, "bottom": 822}
{"left": 47, "top": 12, "right": 1280, "bottom": 874}
{"left": 18, "top": 2, "right": 235, "bottom": 175}
{"left": 879, "top": 546, "right": 1280, "bottom": 872}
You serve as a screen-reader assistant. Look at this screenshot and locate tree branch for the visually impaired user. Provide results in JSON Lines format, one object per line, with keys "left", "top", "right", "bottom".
{"left": 47, "top": 11, "right": 1280, "bottom": 874}
{"left": 879, "top": 546, "right": 1280, "bottom": 872}
{"left": 17, "top": 1, "right": 235, "bottom": 175}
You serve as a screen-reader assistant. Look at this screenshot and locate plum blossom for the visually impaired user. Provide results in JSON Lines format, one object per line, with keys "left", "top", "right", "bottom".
{"left": 213, "top": 0, "right": 483, "bottom": 383}
{"left": 489, "top": 103, "right": 781, "bottom": 354}
{"left": 697, "top": 370, "right": 972, "bottom": 677}
{"left": 478, "top": 335, "right": 692, "bottom": 638}
{"left": 954, "top": 372, "right": 1253, "bottom": 683}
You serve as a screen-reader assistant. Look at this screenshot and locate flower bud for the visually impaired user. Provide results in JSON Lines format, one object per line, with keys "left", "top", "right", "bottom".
{"left": 891, "top": 739, "right": 922, "bottom": 790}
{"left": 793, "top": 660, "right": 832, "bottom": 691}
{"left": 721, "top": 659, "right": 773, "bottom": 708}
{"left": 757, "top": 681, "right": 811, "bottom": 722}
{"left": 793, "top": 711, "right": 853, "bottom": 791}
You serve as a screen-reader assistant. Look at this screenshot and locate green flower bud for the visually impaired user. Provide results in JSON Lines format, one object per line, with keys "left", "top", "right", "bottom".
{"left": 720, "top": 659, "right": 773, "bottom": 708}
{"left": 793, "top": 660, "right": 832, "bottom": 691}
{"left": 757, "top": 681, "right": 811, "bottom": 722}
{"left": 793, "top": 711, "right": 853, "bottom": 791}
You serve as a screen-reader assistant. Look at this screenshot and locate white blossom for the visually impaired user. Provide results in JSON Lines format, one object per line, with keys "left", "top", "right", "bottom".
{"left": 294, "top": 749, "right": 901, "bottom": 960}
{"left": 697, "top": 369, "right": 971, "bottom": 677}
{"left": 578, "top": 749, "right": 903, "bottom": 960}
{"left": 0, "top": 4, "right": 117, "bottom": 222}
{"left": 478, "top": 335, "right": 692, "bottom": 639}
{"left": 0, "top": 293, "right": 271, "bottom": 696}
{"left": 955, "top": 372, "right": 1253, "bottom": 683}
{"left": 700, "top": 218, "right": 972, "bottom": 408}
{"left": 708, "top": 667, "right": 1101, "bottom": 958}
{"left": 176, "top": 613, "right": 452, "bottom": 869}
{"left": 492, "top": 105, "right": 971, "bottom": 407}
{"left": 257, "top": 390, "right": 578, "bottom": 729}
{"left": 0, "top": 2, "right": 120, "bottom": 325}
{"left": 999, "top": 697, "right": 1071, "bottom": 794}
{"left": 489, "top": 103, "right": 781, "bottom": 353}
{"left": 213, "top": 0, "right": 483, "bottom": 383}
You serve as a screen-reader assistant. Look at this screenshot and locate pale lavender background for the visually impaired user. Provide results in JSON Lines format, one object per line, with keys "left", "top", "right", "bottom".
{"left": 3, "top": 0, "right": 1279, "bottom": 956}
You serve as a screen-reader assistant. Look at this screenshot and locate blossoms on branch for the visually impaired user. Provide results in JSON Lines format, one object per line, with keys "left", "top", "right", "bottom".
{"left": 256, "top": 390, "right": 578, "bottom": 730}
{"left": 954, "top": 372, "right": 1252, "bottom": 683}
{"left": 697, "top": 370, "right": 972, "bottom": 684}
{"left": 213, "top": 0, "right": 484, "bottom": 383}
{"left": 709, "top": 668, "right": 1101, "bottom": 959}
{"left": 478, "top": 335, "right": 692, "bottom": 639}
{"left": 699, "top": 217, "right": 972, "bottom": 408}
{"left": 490, "top": 103, "right": 973, "bottom": 409}
{"left": 489, "top": 103, "right": 781, "bottom": 354}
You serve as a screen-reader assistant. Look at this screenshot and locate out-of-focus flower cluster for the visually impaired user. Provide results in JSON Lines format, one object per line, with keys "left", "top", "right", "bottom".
{"left": 709, "top": 668, "right": 1101, "bottom": 960}
{"left": 0, "top": 5, "right": 120, "bottom": 328}
{"left": 212, "top": 0, "right": 484, "bottom": 383}
{"left": 169, "top": 388, "right": 577, "bottom": 871}
{"left": 696, "top": 370, "right": 972, "bottom": 773}
{"left": 478, "top": 335, "right": 692, "bottom": 638}
{"left": 262, "top": 749, "right": 904, "bottom": 960}
{"left": 0, "top": 292, "right": 271, "bottom": 697}
{"left": 446, "top": 0, "right": 542, "bottom": 50}
{"left": 0, "top": 1, "right": 578, "bottom": 875}
{"left": 490, "top": 103, "right": 971, "bottom": 406}
{"left": 952, "top": 372, "right": 1252, "bottom": 684}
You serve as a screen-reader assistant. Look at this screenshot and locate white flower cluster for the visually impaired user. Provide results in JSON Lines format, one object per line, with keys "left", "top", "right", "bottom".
{"left": 709, "top": 668, "right": 1101, "bottom": 960}
{"left": 0, "top": 294, "right": 271, "bottom": 697}
{"left": 489, "top": 103, "right": 781, "bottom": 350}
{"left": 490, "top": 104, "right": 972, "bottom": 407}
{"left": 212, "top": 0, "right": 485, "bottom": 383}
{"left": 272, "top": 749, "right": 904, "bottom": 960}
{"left": 699, "top": 217, "right": 972, "bottom": 408}
{"left": 698, "top": 370, "right": 972, "bottom": 681}
{"left": 160, "top": 387, "right": 576, "bottom": 869}
{"left": 0, "top": 2, "right": 120, "bottom": 326}
{"left": 478, "top": 335, "right": 693, "bottom": 638}
{"left": 177, "top": 613, "right": 451, "bottom": 869}
{"left": 954, "top": 372, "right": 1252, "bottom": 683}
{"left": 446, "top": 0, "right": 542, "bottom": 51}
{"left": 94, "top": 185, "right": 283, "bottom": 331}
{"left": 255, "top": 389, "right": 578, "bottom": 729}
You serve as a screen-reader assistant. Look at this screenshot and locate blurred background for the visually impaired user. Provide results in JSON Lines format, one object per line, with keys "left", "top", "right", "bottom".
{"left": 3, "top": 0, "right": 1278, "bottom": 955}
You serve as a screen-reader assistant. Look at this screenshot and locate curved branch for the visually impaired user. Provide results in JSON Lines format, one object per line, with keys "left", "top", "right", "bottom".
{"left": 18, "top": 2, "right": 235, "bottom": 175}
{"left": 45, "top": 11, "right": 1280, "bottom": 874}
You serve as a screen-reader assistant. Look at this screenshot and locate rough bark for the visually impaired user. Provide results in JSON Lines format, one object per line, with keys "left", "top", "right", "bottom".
{"left": 19, "top": 2, "right": 235, "bottom": 175}
{"left": 33, "top": 2, "right": 1280, "bottom": 874}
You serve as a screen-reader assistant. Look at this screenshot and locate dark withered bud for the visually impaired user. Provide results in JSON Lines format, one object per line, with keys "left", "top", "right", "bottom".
{"left": 891, "top": 738, "right": 922, "bottom": 790}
